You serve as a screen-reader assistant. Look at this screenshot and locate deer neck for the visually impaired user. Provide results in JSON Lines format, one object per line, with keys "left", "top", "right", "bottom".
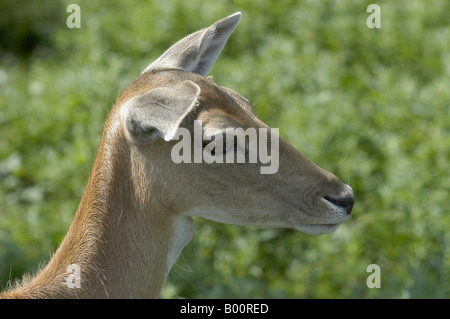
{"left": 8, "top": 116, "right": 194, "bottom": 298}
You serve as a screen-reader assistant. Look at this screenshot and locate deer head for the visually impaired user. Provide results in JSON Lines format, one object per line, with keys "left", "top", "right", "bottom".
{"left": 118, "top": 12, "right": 354, "bottom": 236}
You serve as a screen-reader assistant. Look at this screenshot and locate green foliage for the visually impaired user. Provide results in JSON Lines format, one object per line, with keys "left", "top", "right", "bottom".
{"left": 1, "top": 0, "right": 449, "bottom": 298}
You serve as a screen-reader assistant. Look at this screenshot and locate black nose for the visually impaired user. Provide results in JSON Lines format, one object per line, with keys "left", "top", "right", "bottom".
{"left": 324, "top": 195, "right": 354, "bottom": 215}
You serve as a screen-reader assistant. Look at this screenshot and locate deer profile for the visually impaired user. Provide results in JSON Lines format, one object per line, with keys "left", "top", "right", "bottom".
{"left": 1, "top": 12, "right": 354, "bottom": 299}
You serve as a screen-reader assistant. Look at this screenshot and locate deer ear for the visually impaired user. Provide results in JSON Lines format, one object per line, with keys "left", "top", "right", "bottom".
{"left": 124, "top": 81, "right": 200, "bottom": 144}
{"left": 143, "top": 12, "right": 241, "bottom": 76}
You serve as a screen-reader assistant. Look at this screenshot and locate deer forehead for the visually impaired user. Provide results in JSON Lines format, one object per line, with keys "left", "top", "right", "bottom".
{"left": 117, "top": 69, "right": 257, "bottom": 130}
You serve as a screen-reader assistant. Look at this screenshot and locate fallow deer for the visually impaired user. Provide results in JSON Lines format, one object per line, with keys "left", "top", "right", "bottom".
{"left": 1, "top": 12, "right": 354, "bottom": 298}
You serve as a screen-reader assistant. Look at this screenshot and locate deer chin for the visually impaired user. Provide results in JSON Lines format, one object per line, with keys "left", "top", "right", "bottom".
{"left": 294, "top": 223, "right": 341, "bottom": 235}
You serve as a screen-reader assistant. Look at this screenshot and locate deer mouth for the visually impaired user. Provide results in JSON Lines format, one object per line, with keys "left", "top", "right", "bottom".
{"left": 285, "top": 190, "right": 353, "bottom": 235}
{"left": 293, "top": 195, "right": 353, "bottom": 235}
{"left": 283, "top": 199, "right": 351, "bottom": 235}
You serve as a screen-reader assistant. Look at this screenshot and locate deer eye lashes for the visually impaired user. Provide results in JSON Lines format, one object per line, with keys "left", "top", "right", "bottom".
{"left": 202, "top": 134, "right": 250, "bottom": 161}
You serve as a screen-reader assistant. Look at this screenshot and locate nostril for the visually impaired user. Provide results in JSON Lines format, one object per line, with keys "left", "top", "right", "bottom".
{"left": 324, "top": 196, "right": 354, "bottom": 215}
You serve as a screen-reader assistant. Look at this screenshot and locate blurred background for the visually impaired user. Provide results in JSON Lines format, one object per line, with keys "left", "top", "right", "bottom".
{"left": 0, "top": 0, "right": 449, "bottom": 298}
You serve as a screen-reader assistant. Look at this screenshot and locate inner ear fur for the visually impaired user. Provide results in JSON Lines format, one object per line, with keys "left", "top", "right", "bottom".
{"left": 124, "top": 80, "right": 200, "bottom": 144}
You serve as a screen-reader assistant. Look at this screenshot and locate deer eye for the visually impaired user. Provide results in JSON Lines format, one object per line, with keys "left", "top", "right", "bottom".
{"left": 202, "top": 134, "right": 238, "bottom": 157}
{"left": 202, "top": 134, "right": 225, "bottom": 156}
